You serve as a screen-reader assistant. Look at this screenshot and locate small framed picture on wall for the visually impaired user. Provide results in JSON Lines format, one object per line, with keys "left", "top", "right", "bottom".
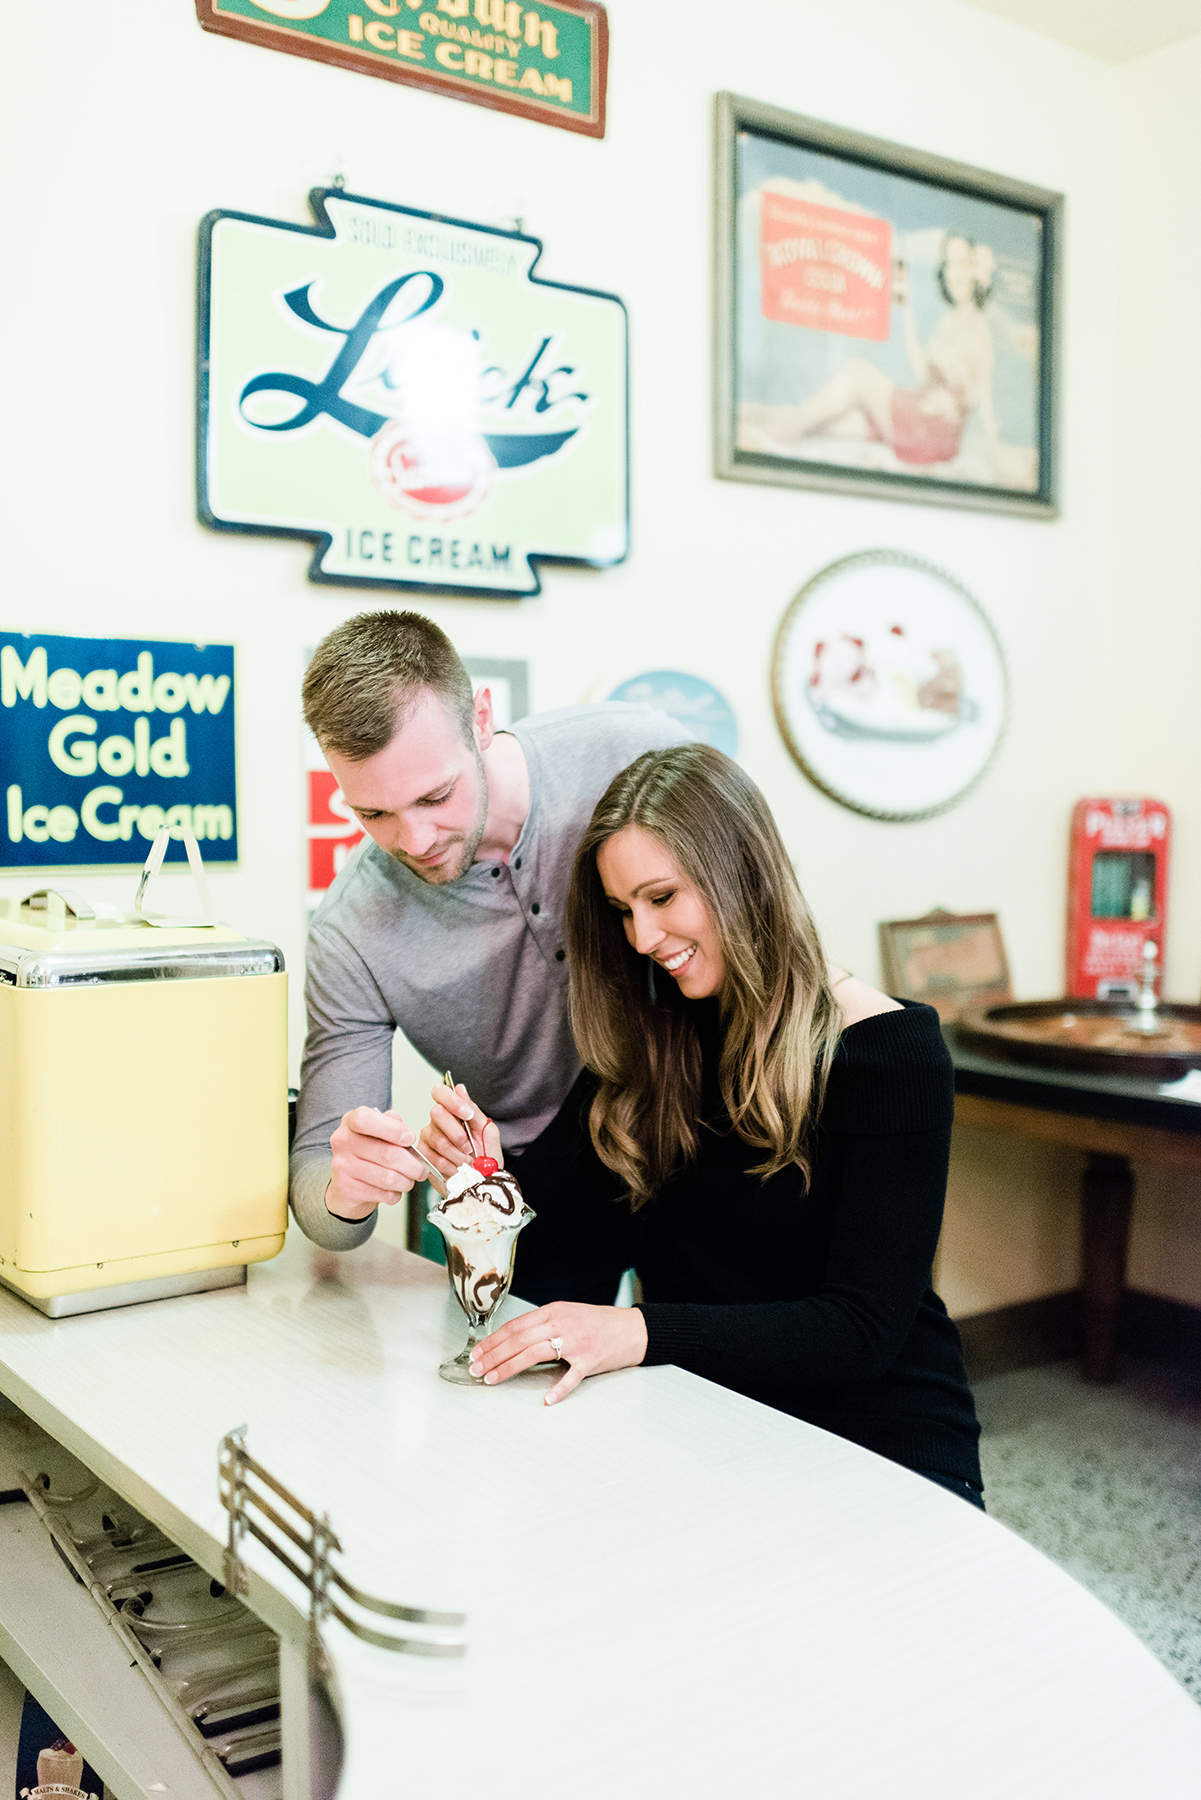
{"left": 879, "top": 909, "right": 1012, "bottom": 1022}
{"left": 714, "top": 93, "right": 1063, "bottom": 517}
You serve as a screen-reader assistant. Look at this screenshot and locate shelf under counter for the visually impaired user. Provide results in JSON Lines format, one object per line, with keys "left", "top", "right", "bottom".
{"left": 0, "top": 1490, "right": 231, "bottom": 1800}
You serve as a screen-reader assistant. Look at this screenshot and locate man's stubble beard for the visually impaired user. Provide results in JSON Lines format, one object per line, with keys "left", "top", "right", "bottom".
{"left": 385, "top": 748, "right": 489, "bottom": 886}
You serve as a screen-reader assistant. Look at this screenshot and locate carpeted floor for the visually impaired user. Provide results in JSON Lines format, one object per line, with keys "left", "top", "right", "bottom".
{"left": 974, "top": 1358, "right": 1201, "bottom": 1701}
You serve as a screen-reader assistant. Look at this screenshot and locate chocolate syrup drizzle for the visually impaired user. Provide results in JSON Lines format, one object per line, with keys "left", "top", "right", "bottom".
{"left": 445, "top": 1244, "right": 511, "bottom": 1321}
{"left": 441, "top": 1169, "right": 525, "bottom": 1218}
{"left": 437, "top": 1168, "right": 529, "bottom": 1320}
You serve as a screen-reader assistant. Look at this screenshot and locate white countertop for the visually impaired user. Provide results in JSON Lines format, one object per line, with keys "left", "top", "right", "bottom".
{"left": 1, "top": 1232, "right": 1198, "bottom": 1800}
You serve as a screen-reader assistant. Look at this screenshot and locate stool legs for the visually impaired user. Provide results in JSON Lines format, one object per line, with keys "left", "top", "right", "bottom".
{"left": 1080, "top": 1152, "right": 1134, "bottom": 1383}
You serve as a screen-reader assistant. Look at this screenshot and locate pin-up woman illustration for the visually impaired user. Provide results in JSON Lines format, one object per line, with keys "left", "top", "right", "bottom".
{"left": 787, "top": 234, "right": 1001, "bottom": 474}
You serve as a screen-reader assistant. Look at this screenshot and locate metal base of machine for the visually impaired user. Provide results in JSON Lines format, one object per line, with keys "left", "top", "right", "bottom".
{"left": 0, "top": 1264, "right": 247, "bottom": 1318}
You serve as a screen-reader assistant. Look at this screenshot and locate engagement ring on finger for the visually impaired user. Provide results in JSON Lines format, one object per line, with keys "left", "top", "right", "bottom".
{"left": 549, "top": 1336, "right": 564, "bottom": 1360}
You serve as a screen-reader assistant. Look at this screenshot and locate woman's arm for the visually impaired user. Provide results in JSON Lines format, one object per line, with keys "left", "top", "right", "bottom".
{"left": 474, "top": 1010, "right": 954, "bottom": 1404}
{"left": 473, "top": 1115, "right": 951, "bottom": 1403}
{"left": 894, "top": 261, "right": 930, "bottom": 387}
{"left": 637, "top": 1119, "right": 950, "bottom": 1392}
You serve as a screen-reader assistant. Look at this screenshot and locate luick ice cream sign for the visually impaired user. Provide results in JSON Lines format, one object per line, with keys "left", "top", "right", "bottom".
{"left": 1, "top": 632, "right": 237, "bottom": 867}
{"left": 199, "top": 189, "right": 628, "bottom": 598}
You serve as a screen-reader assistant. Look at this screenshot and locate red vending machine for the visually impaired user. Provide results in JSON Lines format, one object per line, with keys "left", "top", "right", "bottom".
{"left": 1066, "top": 798, "right": 1170, "bottom": 1000}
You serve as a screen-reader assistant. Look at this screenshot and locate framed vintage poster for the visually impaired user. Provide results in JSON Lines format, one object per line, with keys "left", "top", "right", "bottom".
{"left": 715, "top": 93, "right": 1062, "bottom": 517}
{"left": 199, "top": 189, "right": 628, "bottom": 599}
{"left": 879, "top": 909, "right": 1012, "bottom": 1021}
{"left": 771, "top": 550, "right": 1007, "bottom": 821}
{"left": 195, "top": 0, "right": 607, "bottom": 138}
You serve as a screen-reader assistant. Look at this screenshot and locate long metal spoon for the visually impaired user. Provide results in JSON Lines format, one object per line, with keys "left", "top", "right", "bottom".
{"left": 407, "top": 1139, "right": 449, "bottom": 1196}
{"left": 365, "top": 1109, "right": 447, "bottom": 1195}
{"left": 443, "top": 1070, "right": 480, "bottom": 1159}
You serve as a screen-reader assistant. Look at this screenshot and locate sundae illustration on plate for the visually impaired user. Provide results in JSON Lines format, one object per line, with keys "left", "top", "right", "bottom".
{"left": 807, "top": 622, "right": 976, "bottom": 742}
{"left": 772, "top": 551, "right": 1008, "bottom": 821}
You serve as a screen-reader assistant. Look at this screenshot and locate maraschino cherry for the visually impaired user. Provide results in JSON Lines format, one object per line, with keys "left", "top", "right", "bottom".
{"left": 472, "top": 1118, "right": 498, "bottom": 1178}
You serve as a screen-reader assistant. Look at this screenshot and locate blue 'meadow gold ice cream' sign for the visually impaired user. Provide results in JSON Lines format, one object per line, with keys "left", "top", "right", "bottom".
{"left": 195, "top": 0, "right": 607, "bottom": 136}
{"left": 198, "top": 190, "right": 628, "bottom": 599}
{"left": 2, "top": 634, "right": 237, "bottom": 868}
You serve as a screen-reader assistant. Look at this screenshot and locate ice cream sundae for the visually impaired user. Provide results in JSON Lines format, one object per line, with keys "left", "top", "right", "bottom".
{"left": 427, "top": 1157, "right": 535, "bottom": 1385}
{"left": 37, "top": 1740, "right": 84, "bottom": 1795}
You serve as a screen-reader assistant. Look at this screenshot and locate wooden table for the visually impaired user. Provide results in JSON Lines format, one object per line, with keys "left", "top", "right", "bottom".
{"left": 946, "top": 1027, "right": 1201, "bottom": 1381}
{"left": 2, "top": 1232, "right": 1201, "bottom": 1798}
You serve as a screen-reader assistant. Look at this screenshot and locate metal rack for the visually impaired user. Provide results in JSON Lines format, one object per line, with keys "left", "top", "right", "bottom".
{"left": 218, "top": 1429, "right": 466, "bottom": 1677}
{"left": 2, "top": 1401, "right": 279, "bottom": 1800}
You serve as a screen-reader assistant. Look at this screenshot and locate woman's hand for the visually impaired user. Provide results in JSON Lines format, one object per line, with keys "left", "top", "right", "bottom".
{"left": 420, "top": 1082, "right": 502, "bottom": 1179}
{"left": 469, "top": 1303, "right": 648, "bottom": 1405}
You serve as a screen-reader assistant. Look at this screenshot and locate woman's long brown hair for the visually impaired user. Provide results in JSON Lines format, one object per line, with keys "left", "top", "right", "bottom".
{"left": 565, "top": 744, "right": 842, "bottom": 1209}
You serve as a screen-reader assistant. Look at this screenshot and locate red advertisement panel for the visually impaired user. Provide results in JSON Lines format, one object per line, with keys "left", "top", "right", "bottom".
{"left": 1066, "top": 797, "right": 1170, "bottom": 999}
{"left": 307, "top": 769, "right": 365, "bottom": 896}
{"left": 759, "top": 194, "right": 892, "bottom": 340}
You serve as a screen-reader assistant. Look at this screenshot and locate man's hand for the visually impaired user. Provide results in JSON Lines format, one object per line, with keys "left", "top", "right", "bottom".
{"left": 468, "top": 1302, "right": 648, "bottom": 1405}
{"left": 420, "top": 1082, "right": 502, "bottom": 1178}
{"left": 326, "top": 1107, "right": 427, "bottom": 1222}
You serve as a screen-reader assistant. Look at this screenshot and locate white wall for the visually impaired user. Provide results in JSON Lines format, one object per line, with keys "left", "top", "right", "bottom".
{"left": 1, "top": 0, "right": 1195, "bottom": 1309}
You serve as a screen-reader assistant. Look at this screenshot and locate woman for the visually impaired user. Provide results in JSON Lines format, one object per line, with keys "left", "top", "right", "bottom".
{"left": 766, "top": 235, "right": 1003, "bottom": 477}
{"left": 424, "top": 744, "right": 983, "bottom": 1506}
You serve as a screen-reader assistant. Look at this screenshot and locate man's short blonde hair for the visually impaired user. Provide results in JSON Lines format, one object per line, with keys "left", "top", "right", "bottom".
{"left": 302, "top": 610, "right": 475, "bottom": 760}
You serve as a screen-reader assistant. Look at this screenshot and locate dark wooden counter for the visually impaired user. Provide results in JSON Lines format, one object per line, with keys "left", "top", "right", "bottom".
{"left": 945, "top": 1028, "right": 1201, "bottom": 1380}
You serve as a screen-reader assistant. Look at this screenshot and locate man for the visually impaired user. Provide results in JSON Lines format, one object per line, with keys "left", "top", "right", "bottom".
{"left": 290, "top": 610, "right": 689, "bottom": 1250}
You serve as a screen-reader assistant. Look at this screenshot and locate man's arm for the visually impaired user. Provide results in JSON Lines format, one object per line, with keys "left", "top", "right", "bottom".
{"left": 290, "top": 919, "right": 400, "bottom": 1250}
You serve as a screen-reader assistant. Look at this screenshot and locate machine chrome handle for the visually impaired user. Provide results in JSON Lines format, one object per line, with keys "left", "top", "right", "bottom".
{"left": 134, "top": 824, "right": 217, "bottom": 929}
{"left": 23, "top": 887, "right": 96, "bottom": 919}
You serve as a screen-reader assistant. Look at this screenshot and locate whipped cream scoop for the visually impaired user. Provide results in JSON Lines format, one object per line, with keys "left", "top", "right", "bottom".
{"left": 437, "top": 1163, "right": 530, "bottom": 1234}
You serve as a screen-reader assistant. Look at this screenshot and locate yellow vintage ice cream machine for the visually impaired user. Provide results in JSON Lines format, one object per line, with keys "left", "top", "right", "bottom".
{"left": 0, "top": 887, "right": 288, "bottom": 1316}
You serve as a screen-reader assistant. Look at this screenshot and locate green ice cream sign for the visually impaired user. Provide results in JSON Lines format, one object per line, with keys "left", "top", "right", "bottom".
{"left": 195, "top": 0, "right": 607, "bottom": 137}
{"left": 198, "top": 190, "right": 628, "bottom": 598}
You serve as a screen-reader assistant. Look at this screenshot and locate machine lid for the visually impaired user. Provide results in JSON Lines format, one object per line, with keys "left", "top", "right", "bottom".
{"left": 0, "top": 896, "right": 284, "bottom": 987}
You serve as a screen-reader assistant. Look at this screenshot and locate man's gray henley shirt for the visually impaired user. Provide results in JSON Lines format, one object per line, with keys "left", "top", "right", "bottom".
{"left": 290, "top": 703, "right": 689, "bottom": 1250}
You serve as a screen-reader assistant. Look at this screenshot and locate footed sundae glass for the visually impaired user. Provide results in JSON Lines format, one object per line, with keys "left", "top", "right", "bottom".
{"left": 428, "top": 1202, "right": 535, "bottom": 1385}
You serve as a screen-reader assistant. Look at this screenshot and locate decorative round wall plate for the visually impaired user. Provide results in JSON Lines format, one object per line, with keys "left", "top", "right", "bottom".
{"left": 771, "top": 550, "right": 1007, "bottom": 821}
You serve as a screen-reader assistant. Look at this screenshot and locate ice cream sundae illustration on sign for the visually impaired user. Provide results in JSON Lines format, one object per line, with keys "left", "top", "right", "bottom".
{"left": 771, "top": 550, "right": 1007, "bottom": 821}
{"left": 198, "top": 189, "right": 628, "bottom": 598}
